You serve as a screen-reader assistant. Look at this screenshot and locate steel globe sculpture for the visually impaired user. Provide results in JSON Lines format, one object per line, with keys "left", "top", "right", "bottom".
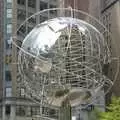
{"left": 12, "top": 8, "right": 115, "bottom": 119}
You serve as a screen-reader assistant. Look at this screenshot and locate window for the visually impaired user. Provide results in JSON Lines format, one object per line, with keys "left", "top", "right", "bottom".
{"left": 50, "top": 4, "right": 56, "bottom": 8}
{"left": 20, "top": 88, "right": 25, "bottom": 97}
{"left": 6, "top": 87, "right": 12, "bottom": 97}
{"left": 19, "top": 25, "right": 26, "bottom": 33}
{"left": 28, "top": 0, "right": 36, "bottom": 8}
{"left": 7, "top": 24, "right": 12, "bottom": 33}
{"left": 17, "top": 0, "right": 25, "bottom": 5}
{"left": 40, "top": 16, "right": 48, "bottom": 23}
{"left": 72, "top": 116, "right": 76, "bottom": 120}
{"left": 7, "top": 9, "right": 12, "bottom": 18}
{"left": 28, "top": 26, "right": 33, "bottom": 33}
{"left": 28, "top": 18, "right": 36, "bottom": 24}
{"left": 17, "top": 9, "right": 26, "bottom": 20}
{"left": 5, "top": 105, "right": 11, "bottom": 115}
{"left": 50, "top": 10, "right": 57, "bottom": 15}
{"left": 26, "top": 107, "right": 32, "bottom": 116}
{"left": 7, "top": 0, "right": 12, "bottom": 3}
{"left": 49, "top": 109, "right": 57, "bottom": 118}
{"left": 16, "top": 106, "right": 25, "bottom": 116}
{"left": 7, "top": 39, "right": 12, "bottom": 47}
{"left": 31, "top": 107, "right": 40, "bottom": 115}
{"left": 6, "top": 39, "right": 11, "bottom": 49}
{"left": 28, "top": 12, "right": 33, "bottom": 17}
{"left": 40, "top": 1, "right": 48, "bottom": 10}
{"left": 5, "top": 55, "right": 12, "bottom": 64}
{"left": 0, "top": 107, "right": 2, "bottom": 117}
{"left": 7, "top": 3, "right": 12, "bottom": 8}
{"left": 5, "top": 71, "right": 11, "bottom": 81}
{"left": 28, "top": 13, "right": 36, "bottom": 24}
{"left": 6, "top": 18, "right": 12, "bottom": 24}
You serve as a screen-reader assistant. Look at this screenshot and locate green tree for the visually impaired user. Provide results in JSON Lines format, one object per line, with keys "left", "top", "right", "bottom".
{"left": 99, "top": 97, "right": 120, "bottom": 120}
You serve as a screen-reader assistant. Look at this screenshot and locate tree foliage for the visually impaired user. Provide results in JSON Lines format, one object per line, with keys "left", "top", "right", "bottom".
{"left": 99, "top": 97, "right": 120, "bottom": 120}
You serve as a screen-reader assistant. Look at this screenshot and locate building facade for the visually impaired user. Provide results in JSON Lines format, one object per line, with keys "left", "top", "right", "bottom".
{"left": 88, "top": 0, "right": 101, "bottom": 20}
{"left": 64, "top": 0, "right": 89, "bottom": 12}
{"left": 0, "top": 0, "right": 4, "bottom": 118}
{"left": 1, "top": 0, "right": 59, "bottom": 120}
{"left": 101, "top": 0, "right": 120, "bottom": 97}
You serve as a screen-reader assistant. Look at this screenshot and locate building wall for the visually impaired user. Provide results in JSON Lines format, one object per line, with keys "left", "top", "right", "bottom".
{"left": 0, "top": 0, "right": 4, "bottom": 118}
{"left": 1, "top": 0, "right": 59, "bottom": 120}
{"left": 88, "top": 0, "right": 101, "bottom": 20}
{"left": 64, "top": 0, "right": 101, "bottom": 18}
{"left": 101, "top": 0, "right": 120, "bottom": 96}
{"left": 0, "top": 0, "right": 4, "bottom": 99}
{"left": 64, "top": 0, "right": 89, "bottom": 12}
{"left": 12, "top": 0, "right": 17, "bottom": 98}
{"left": 109, "top": 1, "right": 120, "bottom": 96}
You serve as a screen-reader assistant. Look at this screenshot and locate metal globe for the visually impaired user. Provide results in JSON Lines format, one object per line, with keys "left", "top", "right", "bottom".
{"left": 18, "top": 17, "right": 111, "bottom": 107}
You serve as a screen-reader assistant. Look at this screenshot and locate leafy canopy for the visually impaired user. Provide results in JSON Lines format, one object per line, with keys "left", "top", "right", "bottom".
{"left": 99, "top": 97, "right": 120, "bottom": 120}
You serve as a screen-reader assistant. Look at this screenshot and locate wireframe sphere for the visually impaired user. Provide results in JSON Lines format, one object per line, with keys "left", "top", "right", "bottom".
{"left": 18, "top": 17, "right": 111, "bottom": 107}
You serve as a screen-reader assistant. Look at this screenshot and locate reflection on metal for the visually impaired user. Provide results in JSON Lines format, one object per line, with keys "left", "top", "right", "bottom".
{"left": 12, "top": 8, "right": 114, "bottom": 119}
